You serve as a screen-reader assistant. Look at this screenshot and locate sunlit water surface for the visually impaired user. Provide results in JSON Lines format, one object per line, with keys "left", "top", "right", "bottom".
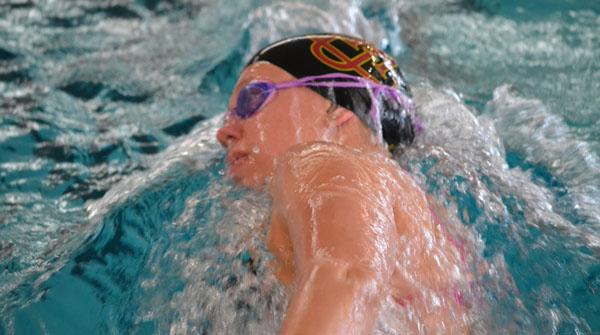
{"left": 1, "top": 0, "right": 599, "bottom": 334}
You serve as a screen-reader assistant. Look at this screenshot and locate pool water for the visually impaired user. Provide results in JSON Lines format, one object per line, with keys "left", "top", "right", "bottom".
{"left": 1, "top": 0, "right": 599, "bottom": 334}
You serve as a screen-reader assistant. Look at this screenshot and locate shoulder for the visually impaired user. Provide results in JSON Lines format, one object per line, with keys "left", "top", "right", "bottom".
{"left": 272, "top": 143, "right": 430, "bottom": 216}
{"left": 271, "top": 142, "right": 371, "bottom": 195}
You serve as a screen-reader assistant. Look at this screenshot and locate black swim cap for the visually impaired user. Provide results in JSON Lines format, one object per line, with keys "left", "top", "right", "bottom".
{"left": 246, "top": 33, "right": 416, "bottom": 149}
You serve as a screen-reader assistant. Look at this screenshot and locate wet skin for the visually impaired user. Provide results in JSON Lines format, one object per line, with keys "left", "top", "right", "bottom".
{"left": 217, "top": 62, "right": 468, "bottom": 334}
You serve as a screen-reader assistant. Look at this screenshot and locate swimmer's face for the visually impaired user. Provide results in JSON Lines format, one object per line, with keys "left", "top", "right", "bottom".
{"left": 216, "top": 62, "right": 335, "bottom": 188}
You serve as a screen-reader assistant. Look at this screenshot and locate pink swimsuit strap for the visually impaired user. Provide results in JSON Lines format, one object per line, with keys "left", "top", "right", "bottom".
{"left": 393, "top": 286, "right": 466, "bottom": 308}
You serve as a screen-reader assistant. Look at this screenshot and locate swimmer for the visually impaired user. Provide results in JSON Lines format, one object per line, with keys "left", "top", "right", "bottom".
{"left": 217, "top": 34, "right": 468, "bottom": 334}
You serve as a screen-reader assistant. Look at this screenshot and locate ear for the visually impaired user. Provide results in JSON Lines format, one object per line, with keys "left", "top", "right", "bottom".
{"left": 328, "top": 106, "right": 354, "bottom": 126}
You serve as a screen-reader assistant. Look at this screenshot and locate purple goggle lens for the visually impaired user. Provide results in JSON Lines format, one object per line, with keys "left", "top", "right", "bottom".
{"left": 232, "top": 82, "right": 275, "bottom": 119}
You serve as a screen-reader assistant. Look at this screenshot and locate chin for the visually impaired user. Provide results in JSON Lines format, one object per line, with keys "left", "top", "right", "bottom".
{"left": 230, "top": 171, "right": 268, "bottom": 190}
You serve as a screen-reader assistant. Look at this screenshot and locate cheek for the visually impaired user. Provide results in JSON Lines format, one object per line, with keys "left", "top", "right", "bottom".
{"left": 258, "top": 103, "right": 318, "bottom": 144}
{"left": 251, "top": 110, "right": 299, "bottom": 153}
{"left": 235, "top": 120, "right": 286, "bottom": 178}
{"left": 241, "top": 90, "right": 328, "bottom": 163}
{"left": 268, "top": 91, "right": 330, "bottom": 142}
{"left": 251, "top": 130, "right": 292, "bottom": 167}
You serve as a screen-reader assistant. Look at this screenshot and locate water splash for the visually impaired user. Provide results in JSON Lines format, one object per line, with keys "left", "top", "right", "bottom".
{"left": 1, "top": 0, "right": 599, "bottom": 333}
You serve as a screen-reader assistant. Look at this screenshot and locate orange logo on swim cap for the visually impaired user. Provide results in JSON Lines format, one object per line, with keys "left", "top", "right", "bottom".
{"left": 309, "top": 36, "right": 391, "bottom": 83}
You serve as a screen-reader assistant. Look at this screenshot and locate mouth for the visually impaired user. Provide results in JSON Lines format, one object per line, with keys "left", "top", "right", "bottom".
{"left": 227, "top": 151, "right": 250, "bottom": 170}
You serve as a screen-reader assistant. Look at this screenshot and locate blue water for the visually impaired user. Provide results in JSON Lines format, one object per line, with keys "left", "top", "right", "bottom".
{"left": 1, "top": 0, "right": 599, "bottom": 334}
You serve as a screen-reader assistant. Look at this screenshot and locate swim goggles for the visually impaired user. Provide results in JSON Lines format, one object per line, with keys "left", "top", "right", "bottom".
{"left": 228, "top": 73, "right": 415, "bottom": 131}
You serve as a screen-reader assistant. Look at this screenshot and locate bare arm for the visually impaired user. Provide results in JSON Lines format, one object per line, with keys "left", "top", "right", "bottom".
{"left": 270, "top": 151, "right": 398, "bottom": 335}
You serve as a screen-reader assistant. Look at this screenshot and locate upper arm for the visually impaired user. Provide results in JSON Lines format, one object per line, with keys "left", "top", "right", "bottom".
{"left": 270, "top": 147, "right": 398, "bottom": 279}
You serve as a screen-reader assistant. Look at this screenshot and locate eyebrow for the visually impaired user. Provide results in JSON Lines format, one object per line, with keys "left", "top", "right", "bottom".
{"left": 236, "top": 78, "right": 252, "bottom": 89}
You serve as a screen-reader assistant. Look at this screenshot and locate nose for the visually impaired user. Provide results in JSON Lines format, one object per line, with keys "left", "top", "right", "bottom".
{"left": 216, "top": 117, "right": 242, "bottom": 148}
